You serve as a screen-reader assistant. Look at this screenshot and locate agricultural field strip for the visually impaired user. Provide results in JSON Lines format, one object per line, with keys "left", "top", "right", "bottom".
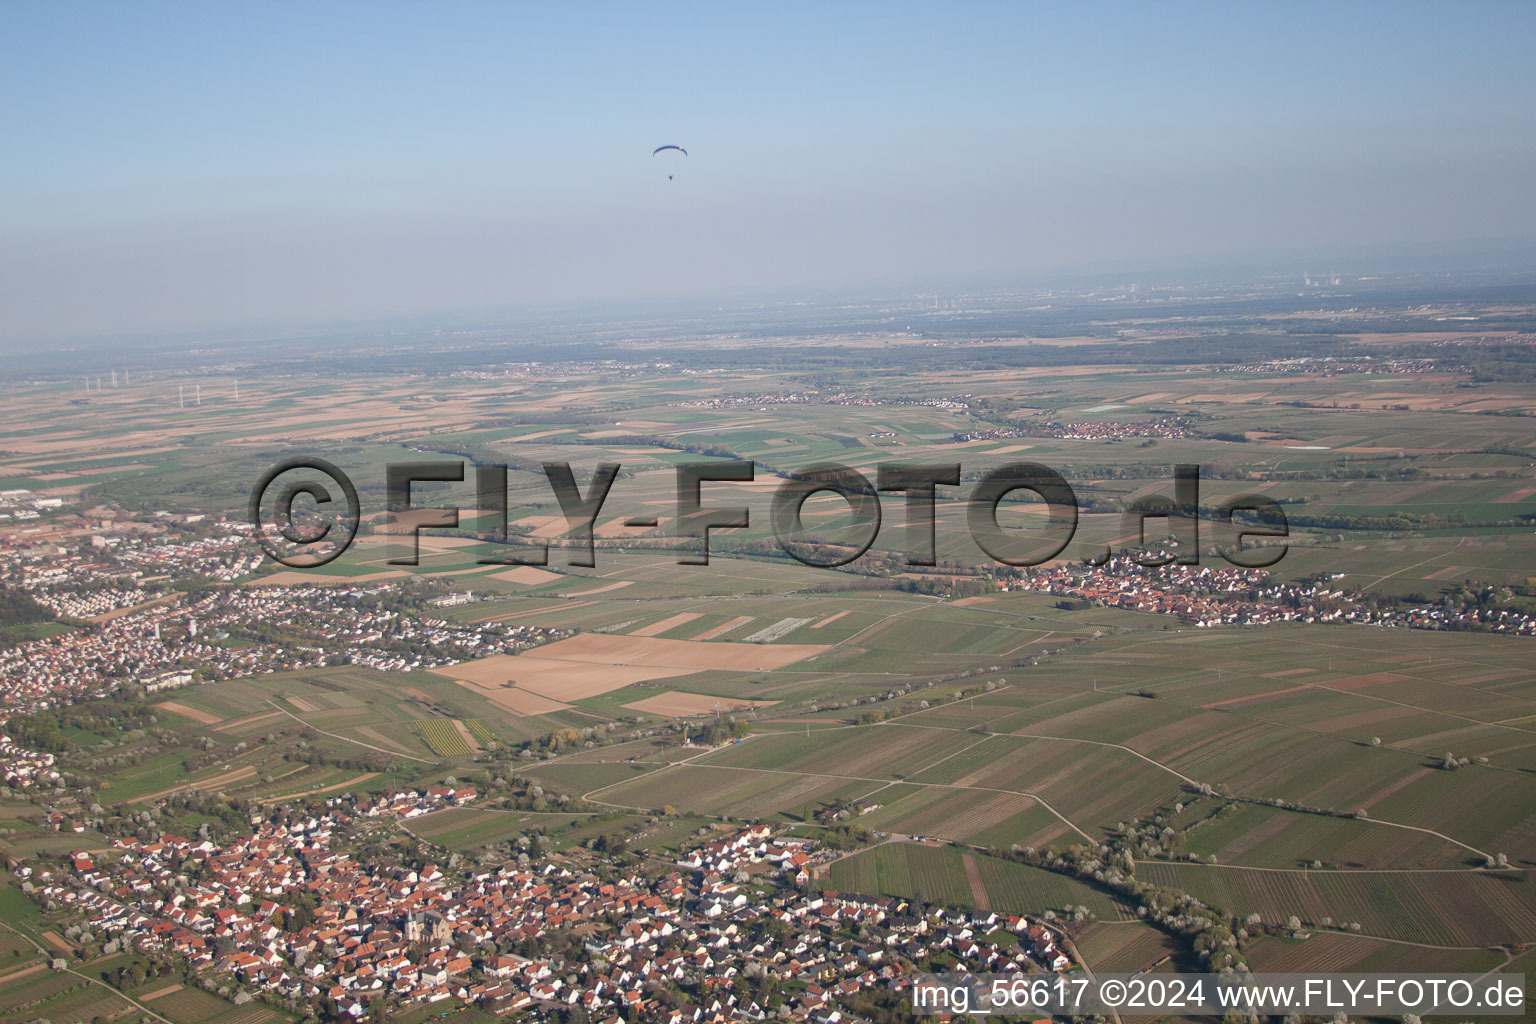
{"left": 1087, "top": 644, "right": 1492, "bottom": 718}
{"left": 961, "top": 852, "right": 989, "bottom": 909}
{"left": 1052, "top": 634, "right": 1536, "bottom": 778}
{"left": 1261, "top": 930, "right": 1521, "bottom": 957}
{"left": 1069, "top": 920, "right": 1179, "bottom": 977}
{"left": 266, "top": 700, "right": 436, "bottom": 765}
{"left": 1140, "top": 863, "right": 1536, "bottom": 946}
{"left": 396, "top": 814, "right": 486, "bottom": 850}
{"left": 254, "top": 771, "right": 380, "bottom": 804}
{"left": 1135, "top": 862, "right": 1535, "bottom": 878}
{"left": 580, "top": 734, "right": 1096, "bottom": 842}
{"left": 783, "top": 684, "right": 1498, "bottom": 860}
{"left": 1357, "top": 537, "right": 1468, "bottom": 592}
{"left": 1133, "top": 664, "right": 1536, "bottom": 782}
{"left": 1180, "top": 695, "right": 1536, "bottom": 789}
{"left": 755, "top": 684, "right": 1090, "bottom": 737}
{"left": 1265, "top": 634, "right": 1536, "bottom": 683}
{"left": 1259, "top": 670, "right": 1536, "bottom": 745}
{"left": 414, "top": 718, "right": 473, "bottom": 756}
{"left": 1036, "top": 729, "right": 1492, "bottom": 859}
{"left": 1203, "top": 631, "right": 1536, "bottom": 714}
{"left": 128, "top": 764, "right": 260, "bottom": 804}
{"left": 0, "top": 919, "right": 175, "bottom": 1024}
{"left": 234, "top": 765, "right": 307, "bottom": 793}
{"left": 896, "top": 733, "right": 1004, "bottom": 784}
{"left": 1275, "top": 636, "right": 1536, "bottom": 735}
{"left": 816, "top": 601, "right": 950, "bottom": 653}
{"left": 401, "top": 807, "right": 583, "bottom": 841}
{"left": 0, "top": 963, "right": 45, "bottom": 986}
{"left": 1111, "top": 672, "right": 1536, "bottom": 747}
{"left": 449, "top": 718, "right": 480, "bottom": 751}
{"left": 1059, "top": 932, "right": 1115, "bottom": 1022}
{"left": 731, "top": 681, "right": 1499, "bottom": 865}
{"left": 472, "top": 592, "right": 1091, "bottom": 674}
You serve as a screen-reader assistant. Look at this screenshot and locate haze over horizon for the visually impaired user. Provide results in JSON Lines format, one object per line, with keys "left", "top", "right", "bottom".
{"left": 5, "top": 0, "right": 1536, "bottom": 344}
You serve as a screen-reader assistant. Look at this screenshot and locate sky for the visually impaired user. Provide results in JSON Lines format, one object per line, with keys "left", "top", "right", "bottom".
{"left": 3, "top": 0, "right": 1536, "bottom": 342}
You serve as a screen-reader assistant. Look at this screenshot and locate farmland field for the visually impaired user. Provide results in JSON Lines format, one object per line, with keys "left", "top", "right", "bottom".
{"left": 828, "top": 842, "right": 1136, "bottom": 920}
{"left": 406, "top": 806, "right": 590, "bottom": 848}
{"left": 0, "top": 972, "right": 77, "bottom": 1016}
{"left": 148, "top": 985, "right": 242, "bottom": 1023}
{"left": 4, "top": 254, "right": 1536, "bottom": 1017}
{"left": 1178, "top": 802, "right": 1473, "bottom": 869}
{"left": 1241, "top": 931, "right": 1506, "bottom": 973}
{"left": 1071, "top": 920, "right": 1185, "bottom": 973}
{"left": 1139, "top": 862, "right": 1536, "bottom": 946}
{"left": 412, "top": 718, "right": 475, "bottom": 756}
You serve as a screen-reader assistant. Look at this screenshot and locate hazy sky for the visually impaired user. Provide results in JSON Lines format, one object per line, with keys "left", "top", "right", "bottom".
{"left": 4, "top": 1, "right": 1536, "bottom": 342}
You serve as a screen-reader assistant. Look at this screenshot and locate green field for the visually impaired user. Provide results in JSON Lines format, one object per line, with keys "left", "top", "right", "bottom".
{"left": 406, "top": 806, "right": 589, "bottom": 848}
{"left": 1139, "top": 862, "right": 1536, "bottom": 946}
{"left": 827, "top": 841, "right": 1135, "bottom": 920}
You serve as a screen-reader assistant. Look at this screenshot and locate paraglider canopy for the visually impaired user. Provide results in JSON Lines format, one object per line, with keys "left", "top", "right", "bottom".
{"left": 653, "top": 145, "right": 686, "bottom": 180}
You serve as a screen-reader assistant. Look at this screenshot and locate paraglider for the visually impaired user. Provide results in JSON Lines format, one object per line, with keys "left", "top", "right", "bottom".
{"left": 653, "top": 144, "right": 686, "bottom": 179}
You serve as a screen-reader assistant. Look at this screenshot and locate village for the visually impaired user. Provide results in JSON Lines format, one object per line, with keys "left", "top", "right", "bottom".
{"left": 0, "top": 515, "right": 571, "bottom": 717}
{"left": 1001, "top": 556, "right": 1536, "bottom": 634}
{"left": 29, "top": 803, "right": 1076, "bottom": 1024}
{"left": 678, "top": 391, "right": 973, "bottom": 416}
{"left": 952, "top": 417, "right": 1192, "bottom": 444}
